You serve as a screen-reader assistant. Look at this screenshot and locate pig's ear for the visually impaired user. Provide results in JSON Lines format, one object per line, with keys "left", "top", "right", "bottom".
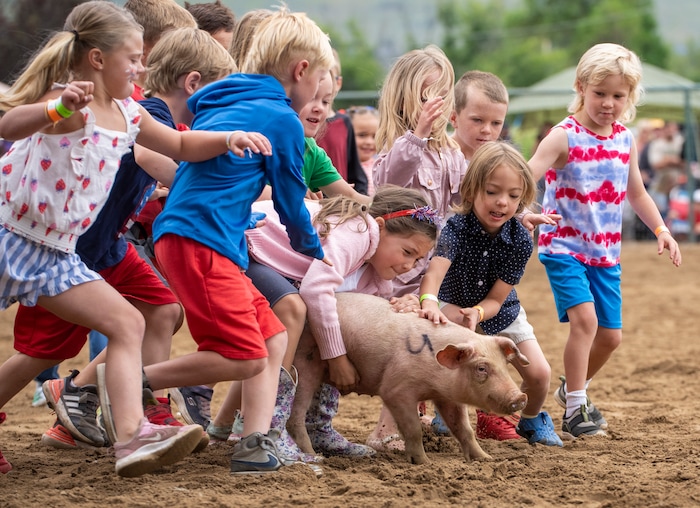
{"left": 495, "top": 337, "right": 530, "bottom": 366}
{"left": 436, "top": 344, "right": 477, "bottom": 369}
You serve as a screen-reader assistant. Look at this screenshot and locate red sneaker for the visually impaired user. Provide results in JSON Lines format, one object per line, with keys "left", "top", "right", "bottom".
{"left": 1, "top": 412, "right": 11, "bottom": 474}
{"left": 41, "top": 419, "right": 102, "bottom": 450}
{"left": 143, "top": 389, "right": 209, "bottom": 452}
{"left": 475, "top": 410, "right": 522, "bottom": 440}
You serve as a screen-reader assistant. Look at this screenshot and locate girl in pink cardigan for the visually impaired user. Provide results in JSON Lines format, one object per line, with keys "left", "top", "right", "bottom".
{"left": 208, "top": 185, "right": 440, "bottom": 462}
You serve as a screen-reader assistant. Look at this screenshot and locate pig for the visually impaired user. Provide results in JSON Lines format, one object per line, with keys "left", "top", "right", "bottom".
{"left": 287, "top": 292, "right": 529, "bottom": 465}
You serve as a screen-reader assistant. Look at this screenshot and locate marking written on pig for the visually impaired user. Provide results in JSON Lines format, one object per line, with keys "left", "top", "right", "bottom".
{"left": 406, "top": 334, "right": 434, "bottom": 355}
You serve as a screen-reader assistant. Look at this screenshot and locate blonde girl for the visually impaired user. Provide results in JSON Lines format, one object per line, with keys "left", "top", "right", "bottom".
{"left": 0, "top": 1, "right": 268, "bottom": 477}
{"left": 528, "top": 43, "right": 681, "bottom": 439}
{"left": 374, "top": 44, "right": 465, "bottom": 218}
{"left": 419, "top": 141, "right": 562, "bottom": 447}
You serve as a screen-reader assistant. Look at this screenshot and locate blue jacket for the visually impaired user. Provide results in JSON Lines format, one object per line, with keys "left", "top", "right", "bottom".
{"left": 153, "top": 74, "right": 323, "bottom": 269}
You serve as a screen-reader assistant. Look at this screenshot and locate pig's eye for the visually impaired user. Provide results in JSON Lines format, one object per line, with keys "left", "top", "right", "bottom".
{"left": 475, "top": 363, "right": 489, "bottom": 380}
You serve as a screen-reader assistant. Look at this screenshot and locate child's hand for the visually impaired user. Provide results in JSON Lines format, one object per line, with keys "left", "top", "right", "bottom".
{"left": 520, "top": 212, "right": 561, "bottom": 232}
{"left": 418, "top": 305, "right": 449, "bottom": 325}
{"left": 457, "top": 307, "right": 480, "bottom": 331}
{"left": 389, "top": 294, "right": 420, "bottom": 313}
{"left": 226, "top": 131, "right": 272, "bottom": 158}
{"left": 414, "top": 96, "right": 444, "bottom": 139}
{"left": 247, "top": 211, "right": 267, "bottom": 229}
{"left": 327, "top": 355, "right": 360, "bottom": 394}
{"left": 61, "top": 81, "right": 94, "bottom": 111}
{"left": 148, "top": 183, "right": 169, "bottom": 201}
{"left": 657, "top": 231, "right": 682, "bottom": 267}
{"left": 305, "top": 189, "right": 323, "bottom": 200}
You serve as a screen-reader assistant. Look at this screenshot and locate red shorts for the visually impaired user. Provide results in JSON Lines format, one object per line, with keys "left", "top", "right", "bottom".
{"left": 14, "top": 242, "right": 179, "bottom": 360}
{"left": 155, "top": 235, "right": 284, "bottom": 360}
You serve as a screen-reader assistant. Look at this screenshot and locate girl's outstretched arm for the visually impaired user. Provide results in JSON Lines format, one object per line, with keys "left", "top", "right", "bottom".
{"left": 134, "top": 107, "right": 271, "bottom": 162}
{"left": 0, "top": 82, "right": 94, "bottom": 140}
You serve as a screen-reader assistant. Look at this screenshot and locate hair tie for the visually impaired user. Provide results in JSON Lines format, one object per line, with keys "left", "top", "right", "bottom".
{"left": 71, "top": 29, "right": 79, "bottom": 42}
{"left": 381, "top": 205, "right": 442, "bottom": 225}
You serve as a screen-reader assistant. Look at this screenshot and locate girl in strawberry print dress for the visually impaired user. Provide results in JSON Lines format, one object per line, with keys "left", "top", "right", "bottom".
{"left": 0, "top": 1, "right": 270, "bottom": 477}
{"left": 527, "top": 43, "right": 682, "bottom": 441}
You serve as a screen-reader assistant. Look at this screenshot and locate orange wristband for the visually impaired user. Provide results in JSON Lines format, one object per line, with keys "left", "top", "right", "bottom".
{"left": 45, "top": 99, "right": 63, "bottom": 124}
{"left": 654, "top": 225, "right": 670, "bottom": 237}
{"left": 473, "top": 305, "right": 485, "bottom": 322}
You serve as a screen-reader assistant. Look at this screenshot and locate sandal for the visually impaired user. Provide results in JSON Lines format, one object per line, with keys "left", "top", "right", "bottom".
{"left": 366, "top": 433, "right": 405, "bottom": 452}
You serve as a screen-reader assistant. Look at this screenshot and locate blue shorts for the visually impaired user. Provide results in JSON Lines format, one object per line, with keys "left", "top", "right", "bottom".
{"left": 245, "top": 260, "right": 298, "bottom": 307}
{"left": 538, "top": 253, "right": 622, "bottom": 329}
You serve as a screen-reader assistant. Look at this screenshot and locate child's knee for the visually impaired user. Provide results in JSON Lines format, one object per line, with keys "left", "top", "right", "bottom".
{"left": 273, "top": 294, "right": 307, "bottom": 327}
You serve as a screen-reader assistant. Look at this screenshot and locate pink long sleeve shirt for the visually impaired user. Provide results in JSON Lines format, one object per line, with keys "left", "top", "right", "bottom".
{"left": 246, "top": 199, "right": 392, "bottom": 360}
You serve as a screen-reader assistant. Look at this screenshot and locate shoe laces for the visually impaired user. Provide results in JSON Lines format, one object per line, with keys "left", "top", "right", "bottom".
{"left": 78, "top": 390, "right": 99, "bottom": 420}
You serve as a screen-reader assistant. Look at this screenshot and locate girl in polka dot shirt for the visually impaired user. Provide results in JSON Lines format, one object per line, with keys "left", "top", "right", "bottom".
{"left": 419, "top": 141, "right": 563, "bottom": 447}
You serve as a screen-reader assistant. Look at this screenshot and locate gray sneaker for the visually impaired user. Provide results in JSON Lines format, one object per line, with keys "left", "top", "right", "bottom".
{"left": 170, "top": 386, "right": 212, "bottom": 429}
{"left": 554, "top": 375, "right": 608, "bottom": 429}
{"left": 43, "top": 370, "right": 105, "bottom": 446}
{"left": 562, "top": 405, "right": 607, "bottom": 440}
{"left": 230, "top": 432, "right": 282, "bottom": 474}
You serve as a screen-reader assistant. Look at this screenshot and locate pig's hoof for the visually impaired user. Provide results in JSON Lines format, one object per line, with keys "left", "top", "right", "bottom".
{"left": 366, "top": 434, "right": 404, "bottom": 452}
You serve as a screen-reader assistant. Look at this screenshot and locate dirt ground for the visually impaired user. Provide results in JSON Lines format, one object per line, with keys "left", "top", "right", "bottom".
{"left": 1, "top": 241, "right": 699, "bottom": 507}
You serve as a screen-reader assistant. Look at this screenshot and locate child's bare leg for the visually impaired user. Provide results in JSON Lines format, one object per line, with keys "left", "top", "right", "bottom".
{"left": 211, "top": 381, "right": 241, "bottom": 428}
{"left": 562, "top": 302, "right": 598, "bottom": 393}
{"left": 0, "top": 354, "right": 58, "bottom": 409}
{"left": 38, "top": 280, "right": 145, "bottom": 442}
{"left": 511, "top": 340, "right": 551, "bottom": 416}
{"left": 586, "top": 327, "right": 621, "bottom": 380}
{"left": 241, "top": 331, "right": 286, "bottom": 435}
{"left": 272, "top": 294, "right": 306, "bottom": 372}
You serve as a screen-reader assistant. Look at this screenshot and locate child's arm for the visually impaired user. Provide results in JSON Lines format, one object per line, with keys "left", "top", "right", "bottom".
{"left": 417, "top": 256, "right": 451, "bottom": 325}
{"left": 374, "top": 131, "right": 441, "bottom": 188}
{"left": 626, "top": 140, "right": 682, "bottom": 267}
{"left": 320, "top": 179, "right": 372, "bottom": 204}
{"left": 133, "top": 145, "right": 178, "bottom": 187}
{"left": 134, "top": 107, "right": 272, "bottom": 162}
{"left": 520, "top": 127, "right": 570, "bottom": 230}
{"left": 457, "top": 280, "right": 513, "bottom": 331}
{"left": 0, "top": 82, "right": 94, "bottom": 140}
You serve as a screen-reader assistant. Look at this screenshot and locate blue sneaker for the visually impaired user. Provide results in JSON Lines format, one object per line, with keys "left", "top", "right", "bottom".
{"left": 516, "top": 412, "right": 564, "bottom": 446}
{"left": 431, "top": 410, "right": 450, "bottom": 436}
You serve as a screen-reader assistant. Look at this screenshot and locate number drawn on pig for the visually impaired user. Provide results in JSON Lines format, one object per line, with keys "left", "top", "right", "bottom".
{"left": 406, "top": 334, "right": 435, "bottom": 355}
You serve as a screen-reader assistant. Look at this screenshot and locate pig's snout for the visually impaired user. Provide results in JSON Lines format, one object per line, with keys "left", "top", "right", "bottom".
{"left": 509, "top": 391, "right": 528, "bottom": 413}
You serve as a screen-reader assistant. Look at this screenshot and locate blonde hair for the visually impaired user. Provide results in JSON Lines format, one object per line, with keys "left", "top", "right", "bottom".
{"left": 314, "top": 185, "right": 438, "bottom": 243}
{"left": 0, "top": 1, "right": 142, "bottom": 111}
{"left": 453, "top": 141, "right": 536, "bottom": 216}
{"left": 454, "top": 70, "right": 508, "bottom": 114}
{"left": 124, "top": 0, "right": 196, "bottom": 47}
{"left": 376, "top": 45, "right": 458, "bottom": 153}
{"left": 240, "top": 8, "right": 333, "bottom": 82}
{"left": 229, "top": 9, "right": 274, "bottom": 67}
{"left": 569, "top": 43, "right": 643, "bottom": 123}
{"left": 144, "top": 27, "right": 236, "bottom": 96}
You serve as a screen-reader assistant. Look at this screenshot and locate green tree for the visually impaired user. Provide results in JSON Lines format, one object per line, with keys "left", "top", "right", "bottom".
{"left": 0, "top": 0, "right": 84, "bottom": 85}
{"left": 321, "top": 20, "right": 385, "bottom": 107}
{"left": 437, "top": 0, "right": 670, "bottom": 88}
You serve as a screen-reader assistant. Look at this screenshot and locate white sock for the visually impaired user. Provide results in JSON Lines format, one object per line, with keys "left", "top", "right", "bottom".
{"left": 565, "top": 389, "right": 587, "bottom": 417}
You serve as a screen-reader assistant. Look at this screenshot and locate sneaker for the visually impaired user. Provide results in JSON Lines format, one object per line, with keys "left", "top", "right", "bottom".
{"left": 516, "top": 412, "right": 564, "bottom": 446}
{"left": 32, "top": 380, "right": 48, "bottom": 407}
{"left": 554, "top": 375, "right": 608, "bottom": 429}
{"left": 0, "top": 412, "right": 11, "bottom": 474}
{"left": 41, "top": 419, "right": 102, "bottom": 450}
{"left": 114, "top": 417, "right": 202, "bottom": 477}
{"left": 95, "top": 363, "right": 118, "bottom": 446}
{"left": 431, "top": 410, "right": 450, "bottom": 436}
{"left": 562, "top": 405, "right": 607, "bottom": 440}
{"left": 207, "top": 422, "right": 235, "bottom": 442}
{"left": 43, "top": 371, "right": 105, "bottom": 446}
{"left": 143, "top": 388, "right": 209, "bottom": 452}
{"left": 476, "top": 410, "right": 522, "bottom": 440}
{"left": 230, "top": 432, "right": 283, "bottom": 475}
{"left": 170, "top": 386, "right": 212, "bottom": 429}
